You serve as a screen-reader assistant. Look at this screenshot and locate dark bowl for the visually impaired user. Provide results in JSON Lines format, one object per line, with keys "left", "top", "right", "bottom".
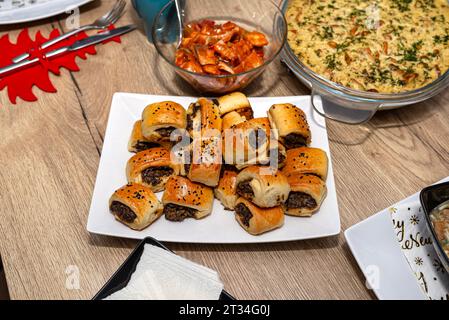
{"left": 419, "top": 181, "right": 449, "bottom": 273}
{"left": 93, "top": 237, "right": 234, "bottom": 300}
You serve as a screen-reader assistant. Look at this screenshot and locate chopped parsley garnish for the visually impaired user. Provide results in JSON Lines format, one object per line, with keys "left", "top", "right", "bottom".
{"left": 405, "top": 66, "right": 416, "bottom": 74}
{"left": 363, "top": 65, "right": 393, "bottom": 84}
{"left": 325, "top": 54, "right": 340, "bottom": 70}
{"left": 400, "top": 40, "right": 423, "bottom": 62}
{"left": 392, "top": 0, "right": 413, "bottom": 12}
{"left": 434, "top": 34, "right": 449, "bottom": 44}
{"left": 416, "top": 0, "right": 437, "bottom": 10}
{"left": 336, "top": 41, "right": 351, "bottom": 52}
{"left": 431, "top": 15, "right": 445, "bottom": 23}
{"left": 349, "top": 8, "right": 365, "bottom": 17}
{"left": 318, "top": 26, "right": 334, "bottom": 39}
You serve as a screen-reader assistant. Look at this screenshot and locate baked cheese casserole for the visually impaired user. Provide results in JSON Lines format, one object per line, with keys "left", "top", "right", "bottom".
{"left": 286, "top": 0, "right": 449, "bottom": 93}
{"left": 432, "top": 208, "right": 449, "bottom": 258}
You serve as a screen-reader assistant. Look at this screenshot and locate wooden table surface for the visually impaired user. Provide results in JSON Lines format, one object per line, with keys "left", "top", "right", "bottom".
{"left": 0, "top": 0, "right": 448, "bottom": 300}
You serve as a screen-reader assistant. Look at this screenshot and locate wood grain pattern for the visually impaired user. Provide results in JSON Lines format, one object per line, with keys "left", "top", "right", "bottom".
{"left": 0, "top": 0, "right": 447, "bottom": 300}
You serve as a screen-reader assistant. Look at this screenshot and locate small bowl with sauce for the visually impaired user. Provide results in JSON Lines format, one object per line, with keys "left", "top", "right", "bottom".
{"left": 420, "top": 181, "right": 449, "bottom": 273}
{"left": 152, "top": 0, "right": 287, "bottom": 94}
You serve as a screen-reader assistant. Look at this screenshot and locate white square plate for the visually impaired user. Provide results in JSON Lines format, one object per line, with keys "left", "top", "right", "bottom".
{"left": 345, "top": 176, "right": 449, "bottom": 300}
{"left": 87, "top": 93, "right": 340, "bottom": 243}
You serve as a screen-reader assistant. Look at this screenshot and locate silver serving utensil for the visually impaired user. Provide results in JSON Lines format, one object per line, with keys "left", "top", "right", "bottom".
{"left": 174, "top": 0, "right": 184, "bottom": 48}
{"left": 12, "top": 0, "right": 126, "bottom": 63}
{"left": 0, "top": 25, "right": 137, "bottom": 78}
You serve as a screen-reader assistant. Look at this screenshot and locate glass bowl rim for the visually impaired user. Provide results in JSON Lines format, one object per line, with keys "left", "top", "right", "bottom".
{"left": 152, "top": 0, "right": 288, "bottom": 79}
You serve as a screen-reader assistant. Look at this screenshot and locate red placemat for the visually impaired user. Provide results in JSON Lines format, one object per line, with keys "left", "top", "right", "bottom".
{"left": 0, "top": 25, "right": 121, "bottom": 105}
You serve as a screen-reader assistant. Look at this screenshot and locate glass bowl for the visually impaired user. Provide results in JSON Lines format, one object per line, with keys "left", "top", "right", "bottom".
{"left": 152, "top": 0, "right": 287, "bottom": 95}
{"left": 279, "top": 0, "right": 449, "bottom": 124}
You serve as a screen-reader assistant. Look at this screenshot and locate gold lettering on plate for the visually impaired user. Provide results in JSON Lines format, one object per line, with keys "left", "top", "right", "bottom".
{"left": 401, "top": 232, "right": 433, "bottom": 250}
{"left": 392, "top": 218, "right": 405, "bottom": 242}
{"left": 416, "top": 272, "right": 428, "bottom": 293}
{"left": 392, "top": 218, "right": 433, "bottom": 250}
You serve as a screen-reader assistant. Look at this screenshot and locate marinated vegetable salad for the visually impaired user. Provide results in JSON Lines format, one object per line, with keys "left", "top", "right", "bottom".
{"left": 175, "top": 20, "right": 269, "bottom": 75}
{"left": 286, "top": 0, "right": 449, "bottom": 93}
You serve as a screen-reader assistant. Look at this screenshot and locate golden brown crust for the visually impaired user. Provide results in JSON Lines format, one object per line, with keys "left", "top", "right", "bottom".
{"left": 128, "top": 120, "right": 173, "bottom": 153}
{"left": 216, "top": 92, "right": 253, "bottom": 117}
{"left": 162, "top": 176, "right": 214, "bottom": 219}
{"left": 141, "top": 101, "right": 187, "bottom": 142}
{"left": 186, "top": 103, "right": 222, "bottom": 186}
{"left": 188, "top": 136, "right": 222, "bottom": 187}
{"left": 283, "top": 174, "right": 327, "bottom": 217}
{"left": 171, "top": 142, "right": 192, "bottom": 176}
{"left": 187, "top": 98, "right": 222, "bottom": 137}
{"left": 223, "top": 117, "right": 272, "bottom": 167}
{"left": 109, "top": 183, "right": 163, "bottom": 230}
{"left": 222, "top": 111, "right": 246, "bottom": 130}
{"left": 234, "top": 198, "right": 284, "bottom": 235}
{"left": 268, "top": 103, "right": 311, "bottom": 147}
{"left": 282, "top": 147, "right": 328, "bottom": 180}
{"left": 126, "top": 147, "right": 180, "bottom": 192}
{"left": 236, "top": 166, "right": 291, "bottom": 208}
{"left": 188, "top": 162, "right": 222, "bottom": 187}
{"left": 199, "top": 98, "right": 222, "bottom": 132}
{"left": 214, "top": 170, "right": 238, "bottom": 210}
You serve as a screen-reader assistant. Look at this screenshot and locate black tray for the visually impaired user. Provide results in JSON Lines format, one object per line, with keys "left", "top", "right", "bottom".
{"left": 93, "top": 237, "right": 235, "bottom": 300}
{"left": 419, "top": 181, "right": 449, "bottom": 273}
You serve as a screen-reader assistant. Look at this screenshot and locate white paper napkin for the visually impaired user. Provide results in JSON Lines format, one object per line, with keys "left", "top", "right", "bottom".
{"left": 104, "top": 244, "right": 224, "bottom": 300}
{"left": 390, "top": 202, "right": 449, "bottom": 300}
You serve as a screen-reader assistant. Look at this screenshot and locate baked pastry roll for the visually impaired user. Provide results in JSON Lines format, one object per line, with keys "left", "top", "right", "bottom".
{"left": 223, "top": 117, "right": 272, "bottom": 168}
{"left": 234, "top": 198, "right": 284, "bottom": 235}
{"left": 169, "top": 134, "right": 192, "bottom": 177}
{"left": 214, "top": 168, "right": 238, "bottom": 210}
{"left": 128, "top": 120, "right": 172, "bottom": 153}
{"left": 126, "top": 147, "right": 180, "bottom": 192}
{"left": 268, "top": 103, "right": 311, "bottom": 149}
{"left": 267, "top": 140, "right": 287, "bottom": 169}
{"left": 186, "top": 98, "right": 222, "bottom": 137}
{"left": 162, "top": 176, "right": 214, "bottom": 221}
{"left": 141, "top": 101, "right": 187, "bottom": 142}
{"left": 188, "top": 135, "right": 222, "bottom": 187}
{"left": 215, "top": 92, "right": 253, "bottom": 120}
{"left": 222, "top": 111, "right": 246, "bottom": 130}
{"left": 282, "top": 147, "right": 328, "bottom": 180}
{"left": 277, "top": 142, "right": 287, "bottom": 168}
{"left": 283, "top": 174, "right": 327, "bottom": 217}
{"left": 236, "top": 166, "right": 290, "bottom": 208}
{"left": 109, "top": 183, "right": 163, "bottom": 230}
